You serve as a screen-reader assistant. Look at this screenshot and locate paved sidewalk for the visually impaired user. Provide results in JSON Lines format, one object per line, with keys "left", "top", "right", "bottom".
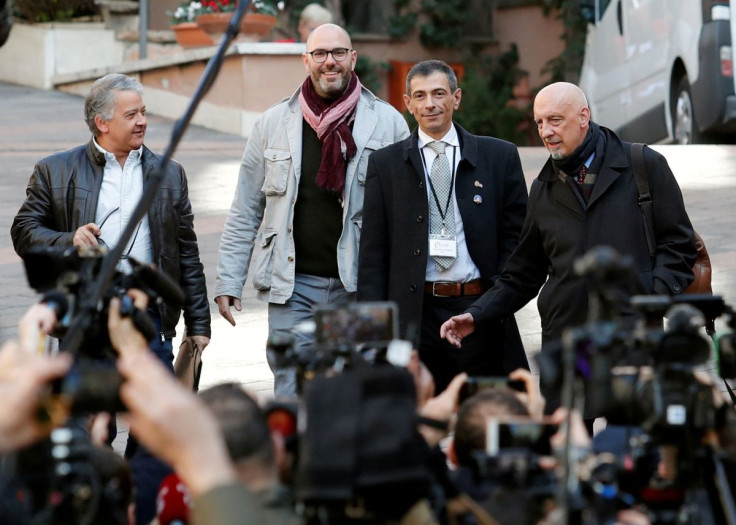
{"left": 2, "top": 81, "right": 736, "bottom": 405}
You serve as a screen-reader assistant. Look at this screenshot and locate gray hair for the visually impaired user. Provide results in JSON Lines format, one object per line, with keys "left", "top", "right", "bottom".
{"left": 84, "top": 74, "right": 143, "bottom": 136}
{"left": 405, "top": 59, "right": 458, "bottom": 95}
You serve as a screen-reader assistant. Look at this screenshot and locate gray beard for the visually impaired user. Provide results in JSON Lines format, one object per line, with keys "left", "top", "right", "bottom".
{"left": 550, "top": 151, "right": 564, "bottom": 160}
{"left": 319, "top": 75, "right": 346, "bottom": 97}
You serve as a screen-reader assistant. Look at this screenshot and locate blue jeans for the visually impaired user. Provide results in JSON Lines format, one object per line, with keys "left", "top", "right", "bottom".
{"left": 267, "top": 273, "right": 355, "bottom": 397}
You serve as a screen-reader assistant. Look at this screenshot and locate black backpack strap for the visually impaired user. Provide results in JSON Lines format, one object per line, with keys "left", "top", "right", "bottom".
{"left": 631, "top": 143, "right": 656, "bottom": 258}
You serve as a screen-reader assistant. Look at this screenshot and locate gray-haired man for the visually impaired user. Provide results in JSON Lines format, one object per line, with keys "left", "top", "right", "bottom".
{"left": 11, "top": 73, "right": 211, "bottom": 525}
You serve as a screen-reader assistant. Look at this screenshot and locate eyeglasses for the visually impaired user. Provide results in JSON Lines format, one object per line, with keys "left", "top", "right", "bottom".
{"left": 97, "top": 206, "right": 142, "bottom": 259}
{"left": 306, "top": 48, "right": 352, "bottom": 63}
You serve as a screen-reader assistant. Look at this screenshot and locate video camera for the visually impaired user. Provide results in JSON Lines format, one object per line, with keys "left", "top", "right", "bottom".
{"left": 538, "top": 246, "right": 736, "bottom": 524}
{"left": 267, "top": 301, "right": 412, "bottom": 394}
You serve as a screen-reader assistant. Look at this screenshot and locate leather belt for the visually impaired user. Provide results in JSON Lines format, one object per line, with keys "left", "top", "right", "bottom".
{"left": 424, "top": 279, "right": 485, "bottom": 297}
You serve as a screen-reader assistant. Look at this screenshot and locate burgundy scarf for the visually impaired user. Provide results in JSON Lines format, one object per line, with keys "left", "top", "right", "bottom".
{"left": 298, "top": 72, "right": 362, "bottom": 194}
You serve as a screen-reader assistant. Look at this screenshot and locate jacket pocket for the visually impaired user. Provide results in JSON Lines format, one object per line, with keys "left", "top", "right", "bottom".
{"left": 252, "top": 229, "right": 278, "bottom": 291}
{"left": 262, "top": 148, "right": 291, "bottom": 196}
{"left": 356, "top": 139, "right": 387, "bottom": 186}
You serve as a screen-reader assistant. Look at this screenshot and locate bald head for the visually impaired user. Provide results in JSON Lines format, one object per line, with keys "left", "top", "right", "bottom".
{"left": 534, "top": 82, "right": 591, "bottom": 160}
{"left": 305, "top": 23, "right": 352, "bottom": 50}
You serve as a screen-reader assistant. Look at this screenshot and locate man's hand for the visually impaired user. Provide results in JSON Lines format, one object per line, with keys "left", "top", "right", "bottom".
{"left": 189, "top": 335, "right": 210, "bottom": 352}
{"left": 73, "top": 223, "right": 101, "bottom": 249}
{"left": 108, "top": 289, "right": 150, "bottom": 358}
{"left": 439, "top": 313, "right": 476, "bottom": 348}
{"left": 118, "top": 350, "right": 237, "bottom": 496}
{"left": 18, "top": 303, "right": 58, "bottom": 354}
{"left": 418, "top": 372, "right": 467, "bottom": 447}
{"left": 215, "top": 295, "right": 241, "bottom": 326}
{"left": 508, "top": 368, "right": 545, "bottom": 421}
{"left": 0, "top": 341, "right": 72, "bottom": 453}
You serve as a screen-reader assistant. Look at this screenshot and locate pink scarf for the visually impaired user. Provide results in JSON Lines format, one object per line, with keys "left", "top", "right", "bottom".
{"left": 298, "top": 72, "right": 362, "bottom": 194}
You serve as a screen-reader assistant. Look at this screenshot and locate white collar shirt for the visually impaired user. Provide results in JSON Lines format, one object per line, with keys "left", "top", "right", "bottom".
{"left": 93, "top": 139, "right": 153, "bottom": 273}
{"left": 418, "top": 126, "right": 481, "bottom": 283}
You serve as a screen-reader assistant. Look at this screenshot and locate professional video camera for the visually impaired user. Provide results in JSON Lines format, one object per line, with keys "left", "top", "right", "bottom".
{"left": 267, "top": 300, "right": 412, "bottom": 394}
{"left": 454, "top": 420, "right": 560, "bottom": 525}
{"left": 539, "top": 246, "right": 736, "bottom": 525}
{"left": 7, "top": 245, "right": 185, "bottom": 524}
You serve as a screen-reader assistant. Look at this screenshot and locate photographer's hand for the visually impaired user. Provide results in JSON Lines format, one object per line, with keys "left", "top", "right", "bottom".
{"left": 18, "top": 303, "right": 58, "bottom": 354}
{"left": 215, "top": 295, "right": 241, "bottom": 326}
{"left": 118, "top": 350, "right": 237, "bottom": 496}
{"left": 418, "top": 372, "right": 467, "bottom": 447}
{"left": 108, "top": 289, "right": 150, "bottom": 358}
{"left": 440, "top": 313, "right": 475, "bottom": 348}
{"left": 73, "top": 223, "right": 101, "bottom": 248}
{"left": 0, "top": 340, "right": 71, "bottom": 453}
{"left": 509, "top": 368, "right": 545, "bottom": 421}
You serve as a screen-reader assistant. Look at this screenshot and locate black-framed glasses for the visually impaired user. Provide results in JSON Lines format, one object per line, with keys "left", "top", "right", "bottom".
{"left": 307, "top": 48, "right": 352, "bottom": 63}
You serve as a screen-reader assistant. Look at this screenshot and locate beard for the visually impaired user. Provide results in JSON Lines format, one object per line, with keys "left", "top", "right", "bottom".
{"left": 550, "top": 151, "right": 564, "bottom": 160}
{"left": 312, "top": 66, "right": 351, "bottom": 98}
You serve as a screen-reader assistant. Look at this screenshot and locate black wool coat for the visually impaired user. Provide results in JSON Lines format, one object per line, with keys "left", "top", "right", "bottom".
{"left": 358, "top": 123, "right": 528, "bottom": 367}
{"left": 466, "top": 127, "right": 697, "bottom": 344}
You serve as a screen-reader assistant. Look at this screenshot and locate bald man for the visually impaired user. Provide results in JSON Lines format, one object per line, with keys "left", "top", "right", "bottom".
{"left": 440, "top": 82, "right": 697, "bottom": 416}
{"left": 215, "top": 24, "right": 409, "bottom": 396}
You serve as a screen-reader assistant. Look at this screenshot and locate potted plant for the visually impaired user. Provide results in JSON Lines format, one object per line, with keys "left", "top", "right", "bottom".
{"left": 195, "top": 0, "right": 279, "bottom": 40}
{"left": 168, "top": 1, "right": 215, "bottom": 48}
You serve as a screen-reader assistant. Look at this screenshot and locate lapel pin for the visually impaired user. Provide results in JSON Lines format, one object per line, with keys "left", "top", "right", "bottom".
{"left": 473, "top": 194, "right": 483, "bottom": 205}
{"left": 474, "top": 180, "right": 483, "bottom": 188}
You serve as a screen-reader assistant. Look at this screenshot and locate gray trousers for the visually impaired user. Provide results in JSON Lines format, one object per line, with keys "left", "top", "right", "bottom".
{"left": 267, "top": 273, "right": 355, "bottom": 397}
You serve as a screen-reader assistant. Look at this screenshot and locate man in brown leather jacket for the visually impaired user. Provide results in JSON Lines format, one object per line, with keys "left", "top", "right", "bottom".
{"left": 10, "top": 73, "right": 210, "bottom": 525}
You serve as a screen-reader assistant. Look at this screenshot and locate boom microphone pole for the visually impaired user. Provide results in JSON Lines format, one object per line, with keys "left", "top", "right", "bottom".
{"left": 60, "top": 0, "right": 252, "bottom": 355}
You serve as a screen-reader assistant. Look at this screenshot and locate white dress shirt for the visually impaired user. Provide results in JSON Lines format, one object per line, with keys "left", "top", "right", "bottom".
{"left": 418, "top": 127, "right": 482, "bottom": 283}
{"left": 93, "top": 139, "right": 153, "bottom": 273}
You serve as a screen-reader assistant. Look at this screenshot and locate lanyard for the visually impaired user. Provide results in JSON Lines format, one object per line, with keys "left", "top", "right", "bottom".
{"left": 421, "top": 145, "right": 457, "bottom": 224}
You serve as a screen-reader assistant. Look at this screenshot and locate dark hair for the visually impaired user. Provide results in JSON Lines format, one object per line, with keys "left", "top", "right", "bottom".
{"left": 199, "top": 383, "right": 274, "bottom": 467}
{"left": 453, "top": 389, "right": 530, "bottom": 467}
{"left": 405, "top": 59, "right": 458, "bottom": 95}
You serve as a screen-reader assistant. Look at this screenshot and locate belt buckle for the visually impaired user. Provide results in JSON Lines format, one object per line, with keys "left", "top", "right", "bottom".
{"left": 432, "top": 281, "right": 454, "bottom": 297}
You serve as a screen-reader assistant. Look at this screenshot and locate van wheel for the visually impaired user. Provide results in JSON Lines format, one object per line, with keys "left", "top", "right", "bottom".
{"left": 672, "top": 77, "right": 700, "bottom": 144}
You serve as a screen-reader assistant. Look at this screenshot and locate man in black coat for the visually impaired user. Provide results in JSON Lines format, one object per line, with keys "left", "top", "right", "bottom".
{"left": 358, "top": 60, "right": 529, "bottom": 392}
{"left": 440, "top": 82, "right": 697, "bottom": 414}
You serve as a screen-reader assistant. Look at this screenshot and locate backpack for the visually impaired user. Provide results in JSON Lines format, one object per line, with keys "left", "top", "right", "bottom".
{"left": 631, "top": 142, "right": 714, "bottom": 333}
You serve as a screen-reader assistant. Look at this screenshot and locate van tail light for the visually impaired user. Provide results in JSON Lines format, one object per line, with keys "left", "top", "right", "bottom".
{"left": 721, "top": 46, "right": 734, "bottom": 77}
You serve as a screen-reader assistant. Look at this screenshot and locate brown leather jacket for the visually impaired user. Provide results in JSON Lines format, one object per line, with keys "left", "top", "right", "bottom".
{"left": 11, "top": 139, "right": 211, "bottom": 338}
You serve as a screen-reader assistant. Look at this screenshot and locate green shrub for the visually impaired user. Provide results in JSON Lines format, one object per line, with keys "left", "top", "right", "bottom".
{"left": 455, "top": 45, "right": 533, "bottom": 146}
{"left": 13, "top": 0, "right": 98, "bottom": 22}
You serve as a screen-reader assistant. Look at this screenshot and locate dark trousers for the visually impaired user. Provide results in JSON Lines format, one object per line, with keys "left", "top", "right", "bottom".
{"left": 419, "top": 293, "right": 528, "bottom": 393}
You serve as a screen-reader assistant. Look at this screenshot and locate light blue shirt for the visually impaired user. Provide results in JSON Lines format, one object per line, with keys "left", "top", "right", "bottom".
{"left": 93, "top": 138, "right": 153, "bottom": 273}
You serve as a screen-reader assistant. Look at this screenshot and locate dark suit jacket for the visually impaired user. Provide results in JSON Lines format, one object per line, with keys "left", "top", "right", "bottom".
{"left": 358, "top": 123, "right": 528, "bottom": 365}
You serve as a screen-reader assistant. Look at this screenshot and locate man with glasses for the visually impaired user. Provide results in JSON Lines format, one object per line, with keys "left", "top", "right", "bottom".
{"left": 215, "top": 23, "right": 409, "bottom": 397}
{"left": 11, "top": 73, "right": 211, "bottom": 524}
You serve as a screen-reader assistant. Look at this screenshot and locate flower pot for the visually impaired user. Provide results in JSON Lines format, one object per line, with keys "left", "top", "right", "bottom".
{"left": 172, "top": 22, "right": 215, "bottom": 48}
{"left": 195, "top": 12, "right": 233, "bottom": 37}
{"left": 196, "top": 12, "right": 277, "bottom": 41}
{"left": 241, "top": 13, "right": 276, "bottom": 38}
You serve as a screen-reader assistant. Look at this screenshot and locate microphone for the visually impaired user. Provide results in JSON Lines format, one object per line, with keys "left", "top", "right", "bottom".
{"left": 156, "top": 473, "right": 191, "bottom": 525}
{"left": 128, "top": 257, "right": 186, "bottom": 309}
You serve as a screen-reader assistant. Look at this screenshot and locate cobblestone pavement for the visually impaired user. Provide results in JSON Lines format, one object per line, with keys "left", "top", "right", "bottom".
{"left": 2, "top": 81, "right": 736, "bottom": 405}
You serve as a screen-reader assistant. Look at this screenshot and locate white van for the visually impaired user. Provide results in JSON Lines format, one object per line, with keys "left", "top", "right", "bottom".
{"left": 578, "top": 0, "right": 736, "bottom": 144}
